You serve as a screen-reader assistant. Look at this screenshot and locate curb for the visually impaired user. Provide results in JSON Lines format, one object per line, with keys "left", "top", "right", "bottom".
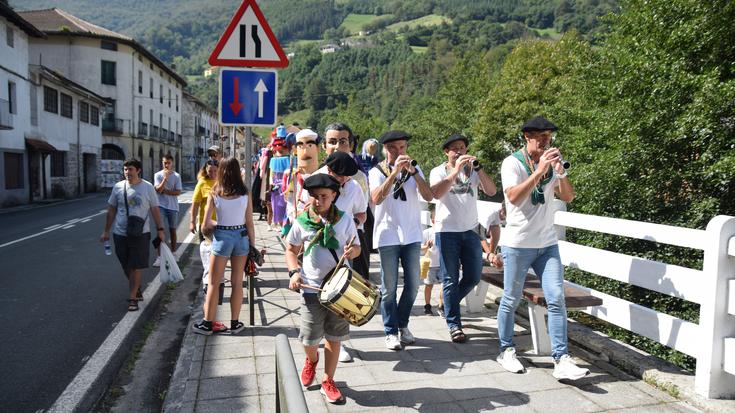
{"left": 48, "top": 235, "right": 195, "bottom": 413}
{"left": 162, "top": 251, "right": 204, "bottom": 413}
{"left": 48, "top": 276, "right": 168, "bottom": 413}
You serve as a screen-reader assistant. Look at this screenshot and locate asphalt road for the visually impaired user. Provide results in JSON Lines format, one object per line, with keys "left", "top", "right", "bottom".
{"left": 0, "top": 189, "right": 193, "bottom": 412}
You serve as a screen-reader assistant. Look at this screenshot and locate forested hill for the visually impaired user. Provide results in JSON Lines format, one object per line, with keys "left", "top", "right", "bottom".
{"left": 10, "top": 0, "right": 615, "bottom": 77}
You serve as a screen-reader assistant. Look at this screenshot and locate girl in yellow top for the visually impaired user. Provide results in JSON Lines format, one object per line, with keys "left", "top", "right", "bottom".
{"left": 190, "top": 160, "right": 218, "bottom": 240}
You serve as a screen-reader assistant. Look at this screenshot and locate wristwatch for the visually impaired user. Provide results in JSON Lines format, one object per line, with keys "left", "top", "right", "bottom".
{"left": 288, "top": 268, "right": 301, "bottom": 277}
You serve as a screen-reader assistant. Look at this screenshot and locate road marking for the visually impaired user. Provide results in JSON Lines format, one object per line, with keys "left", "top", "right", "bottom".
{"left": 49, "top": 223, "right": 196, "bottom": 412}
{"left": 0, "top": 210, "right": 106, "bottom": 249}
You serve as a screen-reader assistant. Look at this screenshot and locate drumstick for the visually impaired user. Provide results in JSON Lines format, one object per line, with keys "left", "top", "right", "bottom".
{"left": 299, "top": 284, "right": 323, "bottom": 292}
{"left": 334, "top": 235, "right": 357, "bottom": 270}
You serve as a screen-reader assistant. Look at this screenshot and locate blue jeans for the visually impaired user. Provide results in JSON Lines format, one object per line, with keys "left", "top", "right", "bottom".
{"left": 211, "top": 228, "right": 250, "bottom": 257}
{"left": 497, "top": 245, "right": 568, "bottom": 360}
{"left": 437, "top": 230, "right": 483, "bottom": 330}
{"left": 378, "top": 242, "right": 420, "bottom": 335}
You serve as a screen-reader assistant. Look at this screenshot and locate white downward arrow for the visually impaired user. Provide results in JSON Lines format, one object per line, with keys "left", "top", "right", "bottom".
{"left": 254, "top": 79, "right": 268, "bottom": 118}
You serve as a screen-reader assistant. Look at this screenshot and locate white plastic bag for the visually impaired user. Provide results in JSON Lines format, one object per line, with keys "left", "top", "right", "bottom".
{"left": 200, "top": 240, "right": 212, "bottom": 286}
{"left": 158, "top": 243, "right": 184, "bottom": 283}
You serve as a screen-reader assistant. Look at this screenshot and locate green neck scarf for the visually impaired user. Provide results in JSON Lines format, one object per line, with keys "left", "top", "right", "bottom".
{"left": 512, "top": 149, "right": 552, "bottom": 205}
{"left": 296, "top": 205, "right": 344, "bottom": 255}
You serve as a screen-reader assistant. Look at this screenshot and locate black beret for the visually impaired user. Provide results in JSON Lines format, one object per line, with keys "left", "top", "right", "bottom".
{"left": 303, "top": 173, "right": 340, "bottom": 193}
{"left": 324, "top": 151, "right": 358, "bottom": 177}
{"left": 442, "top": 133, "right": 469, "bottom": 149}
{"left": 379, "top": 130, "right": 411, "bottom": 144}
{"left": 521, "top": 116, "right": 558, "bottom": 132}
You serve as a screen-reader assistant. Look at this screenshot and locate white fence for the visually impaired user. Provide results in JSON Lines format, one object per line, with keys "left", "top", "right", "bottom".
{"left": 552, "top": 206, "right": 735, "bottom": 399}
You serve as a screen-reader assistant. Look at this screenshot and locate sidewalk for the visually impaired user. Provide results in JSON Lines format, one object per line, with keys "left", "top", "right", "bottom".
{"left": 164, "top": 218, "right": 701, "bottom": 412}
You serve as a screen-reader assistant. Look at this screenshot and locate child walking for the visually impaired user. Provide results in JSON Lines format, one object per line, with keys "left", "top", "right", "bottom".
{"left": 285, "top": 174, "right": 361, "bottom": 404}
{"left": 192, "top": 157, "right": 256, "bottom": 335}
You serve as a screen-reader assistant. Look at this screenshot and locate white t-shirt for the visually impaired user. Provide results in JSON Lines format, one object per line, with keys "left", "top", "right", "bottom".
{"left": 285, "top": 170, "right": 313, "bottom": 221}
{"left": 429, "top": 162, "right": 480, "bottom": 232}
{"left": 477, "top": 201, "right": 502, "bottom": 236}
{"left": 153, "top": 170, "right": 182, "bottom": 211}
{"left": 286, "top": 213, "right": 359, "bottom": 290}
{"left": 368, "top": 165, "right": 426, "bottom": 248}
{"left": 108, "top": 179, "right": 159, "bottom": 236}
{"left": 422, "top": 227, "right": 440, "bottom": 267}
{"left": 313, "top": 167, "right": 367, "bottom": 228}
{"left": 500, "top": 155, "right": 560, "bottom": 248}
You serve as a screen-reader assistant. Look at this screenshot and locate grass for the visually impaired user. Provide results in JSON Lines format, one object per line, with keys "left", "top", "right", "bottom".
{"left": 532, "top": 26, "right": 562, "bottom": 40}
{"left": 386, "top": 14, "right": 450, "bottom": 32}
{"left": 339, "top": 13, "right": 384, "bottom": 35}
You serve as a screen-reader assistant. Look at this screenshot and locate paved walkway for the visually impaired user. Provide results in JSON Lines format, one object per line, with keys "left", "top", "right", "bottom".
{"left": 164, "top": 218, "right": 700, "bottom": 412}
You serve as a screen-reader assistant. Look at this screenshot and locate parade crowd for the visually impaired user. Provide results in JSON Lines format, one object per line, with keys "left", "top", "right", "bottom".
{"left": 100, "top": 116, "right": 589, "bottom": 404}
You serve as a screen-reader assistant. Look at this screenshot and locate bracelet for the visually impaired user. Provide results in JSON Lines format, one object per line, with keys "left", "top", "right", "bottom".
{"left": 157, "top": 227, "right": 164, "bottom": 231}
{"left": 288, "top": 268, "right": 301, "bottom": 277}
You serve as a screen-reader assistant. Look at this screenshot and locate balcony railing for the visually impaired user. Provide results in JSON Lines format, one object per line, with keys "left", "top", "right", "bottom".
{"left": 161, "top": 128, "right": 168, "bottom": 140}
{"left": 138, "top": 122, "right": 148, "bottom": 137}
{"left": 102, "top": 118, "right": 124, "bottom": 134}
{"left": 0, "top": 98, "right": 12, "bottom": 130}
{"left": 177, "top": 134, "right": 182, "bottom": 145}
{"left": 169, "top": 131, "right": 175, "bottom": 141}
{"left": 152, "top": 125, "right": 159, "bottom": 138}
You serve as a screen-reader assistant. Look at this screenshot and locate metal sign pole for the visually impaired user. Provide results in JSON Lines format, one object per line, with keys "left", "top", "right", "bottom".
{"left": 244, "top": 126, "right": 253, "bottom": 187}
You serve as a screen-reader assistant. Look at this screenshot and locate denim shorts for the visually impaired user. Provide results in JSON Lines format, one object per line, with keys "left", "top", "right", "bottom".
{"left": 211, "top": 228, "right": 250, "bottom": 257}
{"left": 160, "top": 207, "right": 178, "bottom": 229}
{"left": 422, "top": 267, "right": 442, "bottom": 285}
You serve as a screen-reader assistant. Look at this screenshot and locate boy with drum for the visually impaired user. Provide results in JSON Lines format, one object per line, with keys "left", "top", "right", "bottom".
{"left": 285, "top": 174, "right": 361, "bottom": 404}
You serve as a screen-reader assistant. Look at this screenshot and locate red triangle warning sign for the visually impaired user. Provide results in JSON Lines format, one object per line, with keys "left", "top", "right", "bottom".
{"left": 209, "top": 0, "right": 289, "bottom": 68}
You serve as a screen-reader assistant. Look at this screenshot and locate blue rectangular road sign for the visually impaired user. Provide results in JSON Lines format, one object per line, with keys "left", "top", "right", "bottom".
{"left": 219, "top": 68, "right": 277, "bottom": 126}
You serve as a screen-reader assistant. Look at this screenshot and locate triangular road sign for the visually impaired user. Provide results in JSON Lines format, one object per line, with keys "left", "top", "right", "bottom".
{"left": 209, "top": 0, "right": 289, "bottom": 68}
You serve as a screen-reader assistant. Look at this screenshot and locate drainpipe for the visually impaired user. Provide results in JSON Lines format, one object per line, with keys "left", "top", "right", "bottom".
{"left": 77, "top": 97, "right": 82, "bottom": 195}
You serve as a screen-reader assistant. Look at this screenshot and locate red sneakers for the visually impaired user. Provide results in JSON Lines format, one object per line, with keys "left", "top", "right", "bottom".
{"left": 320, "top": 377, "right": 343, "bottom": 403}
{"left": 300, "top": 356, "right": 318, "bottom": 387}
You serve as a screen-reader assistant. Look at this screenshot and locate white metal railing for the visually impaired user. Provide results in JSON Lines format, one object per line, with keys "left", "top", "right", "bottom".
{"left": 552, "top": 204, "right": 735, "bottom": 399}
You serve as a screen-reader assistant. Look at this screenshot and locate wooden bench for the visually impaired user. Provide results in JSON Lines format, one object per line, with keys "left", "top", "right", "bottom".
{"left": 464, "top": 265, "right": 602, "bottom": 355}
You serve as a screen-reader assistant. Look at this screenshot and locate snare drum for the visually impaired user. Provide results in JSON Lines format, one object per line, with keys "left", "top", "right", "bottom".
{"left": 320, "top": 267, "right": 379, "bottom": 327}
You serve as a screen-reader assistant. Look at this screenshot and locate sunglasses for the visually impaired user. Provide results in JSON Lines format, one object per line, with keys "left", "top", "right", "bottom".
{"left": 206, "top": 160, "right": 219, "bottom": 166}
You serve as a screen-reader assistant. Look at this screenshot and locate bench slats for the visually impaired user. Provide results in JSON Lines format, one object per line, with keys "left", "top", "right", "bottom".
{"left": 481, "top": 266, "right": 603, "bottom": 309}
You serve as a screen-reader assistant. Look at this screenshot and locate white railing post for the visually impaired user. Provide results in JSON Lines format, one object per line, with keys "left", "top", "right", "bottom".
{"left": 695, "top": 215, "right": 735, "bottom": 398}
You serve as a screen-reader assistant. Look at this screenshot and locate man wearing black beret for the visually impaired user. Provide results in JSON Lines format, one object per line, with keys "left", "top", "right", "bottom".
{"left": 495, "top": 116, "right": 588, "bottom": 380}
{"left": 369, "top": 130, "right": 434, "bottom": 350}
{"left": 429, "top": 133, "right": 497, "bottom": 343}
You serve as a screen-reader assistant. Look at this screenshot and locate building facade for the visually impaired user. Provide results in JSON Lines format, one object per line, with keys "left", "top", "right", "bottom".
{"left": 19, "top": 8, "right": 187, "bottom": 186}
{"left": 182, "top": 92, "right": 221, "bottom": 181}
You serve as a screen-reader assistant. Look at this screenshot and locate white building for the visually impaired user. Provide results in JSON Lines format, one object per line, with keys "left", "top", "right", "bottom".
{"left": 182, "top": 92, "right": 222, "bottom": 181}
{"left": 19, "top": 8, "right": 187, "bottom": 186}
{"left": 0, "top": 4, "right": 106, "bottom": 206}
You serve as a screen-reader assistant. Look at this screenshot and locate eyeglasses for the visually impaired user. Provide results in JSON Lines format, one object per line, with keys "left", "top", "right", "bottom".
{"left": 327, "top": 139, "right": 350, "bottom": 146}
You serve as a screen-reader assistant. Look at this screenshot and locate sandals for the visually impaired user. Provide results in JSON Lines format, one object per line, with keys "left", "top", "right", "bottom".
{"left": 136, "top": 288, "right": 144, "bottom": 301}
{"left": 450, "top": 328, "right": 467, "bottom": 343}
{"left": 127, "top": 299, "right": 139, "bottom": 312}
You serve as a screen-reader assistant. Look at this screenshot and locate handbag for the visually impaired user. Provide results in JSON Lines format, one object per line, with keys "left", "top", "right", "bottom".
{"left": 124, "top": 182, "right": 146, "bottom": 238}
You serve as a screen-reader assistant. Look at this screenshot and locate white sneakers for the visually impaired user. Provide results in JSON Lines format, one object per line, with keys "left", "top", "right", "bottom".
{"left": 399, "top": 328, "right": 415, "bottom": 344}
{"left": 385, "top": 334, "right": 402, "bottom": 350}
{"left": 553, "top": 354, "right": 590, "bottom": 380}
{"left": 497, "top": 349, "right": 590, "bottom": 380}
{"left": 497, "top": 347, "right": 525, "bottom": 373}
{"left": 338, "top": 343, "right": 353, "bottom": 362}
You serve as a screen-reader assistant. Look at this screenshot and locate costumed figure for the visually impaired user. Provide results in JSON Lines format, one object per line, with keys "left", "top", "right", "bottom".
{"left": 283, "top": 128, "right": 320, "bottom": 233}
{"left": 268, "top": 127, "right": 292, "bottom": 231}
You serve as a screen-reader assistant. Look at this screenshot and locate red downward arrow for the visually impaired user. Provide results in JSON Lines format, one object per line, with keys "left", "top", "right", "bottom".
{"left": 230, "top": 77, "right": 244, "bottom": 116}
